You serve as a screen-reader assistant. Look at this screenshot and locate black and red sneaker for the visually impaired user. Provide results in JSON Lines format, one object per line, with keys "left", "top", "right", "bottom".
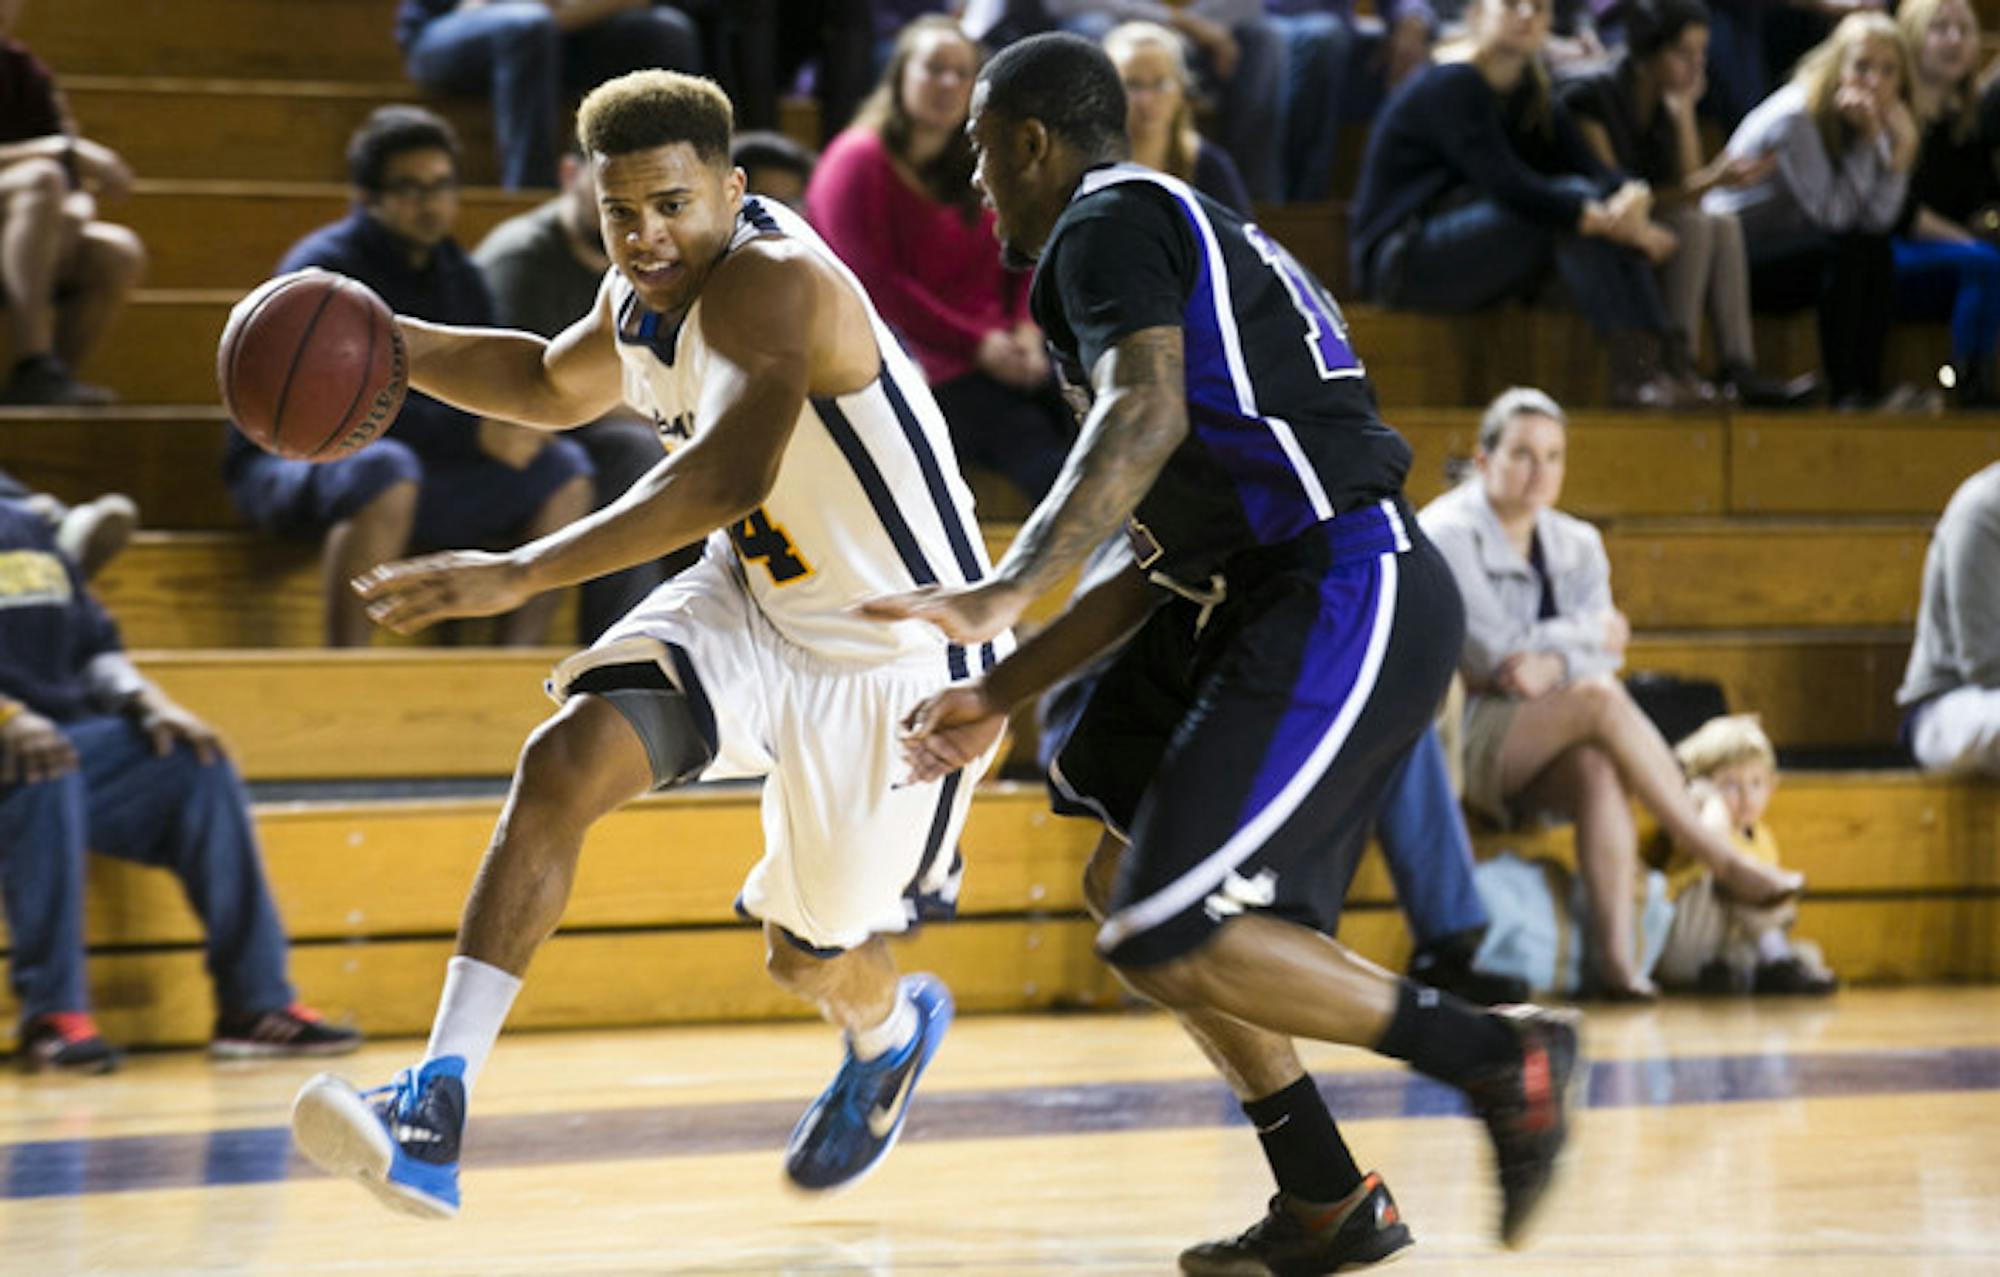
{"left": 1463, "top": 1005, "right": 1585, "bottom": 1248}
{"left": 1179, "top": 1172, "right": 1414, "bottom": 1274}
{"left": 18, "top": 1012, "right": 120, "bottom": 1075}
{"left": 212, "top": 1003, "right": 363, "bottom": 1059}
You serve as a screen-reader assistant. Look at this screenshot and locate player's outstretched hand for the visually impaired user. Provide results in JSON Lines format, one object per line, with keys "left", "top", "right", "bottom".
{"left": 353, "top": 551, "right": 532, "bottom": 633}
{"left": 899, "top": 684, "right": 1007, "bottom": 784}
{"left": 857, "top": 579, "right": 1031, "bottom": 645}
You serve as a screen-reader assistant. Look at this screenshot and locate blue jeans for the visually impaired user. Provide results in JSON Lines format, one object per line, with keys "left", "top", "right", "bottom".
{"left": 405, "top": 3, "right": 703, "bottom": 189}
{"left": 1375, "top": 726, "right": 1488, "bottom": 950}
{"left": 1894, "top": 237, "right": 2000, "bottom": 367}
{"left": 0, "top": 716, "right": 294, "bottom": 1024}
{"left": 1373, "top": 180, "right": 1671, "bottom": 335}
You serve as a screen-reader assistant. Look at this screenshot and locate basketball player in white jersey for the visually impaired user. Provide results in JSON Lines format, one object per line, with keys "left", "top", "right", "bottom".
{"left": 288, "top": 70, "right": 1004, "bottom": 1219}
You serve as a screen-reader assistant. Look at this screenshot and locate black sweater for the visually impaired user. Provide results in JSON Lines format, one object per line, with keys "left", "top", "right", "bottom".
{"left": 1350, "top": 61, "right": 1615, "bottom": 296}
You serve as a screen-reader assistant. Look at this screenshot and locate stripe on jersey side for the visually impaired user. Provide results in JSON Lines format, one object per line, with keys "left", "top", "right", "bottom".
{"left": 881, "top": 371, "right": 986, "bottom": 587}
{"left": 904, "top": 769, "right": 964, "bottom": 906}
{"left": 811, "top": 393, "right": 969, "bottom": 682}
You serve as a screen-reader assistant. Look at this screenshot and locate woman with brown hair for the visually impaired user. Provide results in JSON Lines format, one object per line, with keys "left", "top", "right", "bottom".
{"left": 1704, "top": 11, "right": 1919, "bottom": 409}
{"left": 806, "top": 15, "right": 1070, "bottom": 502}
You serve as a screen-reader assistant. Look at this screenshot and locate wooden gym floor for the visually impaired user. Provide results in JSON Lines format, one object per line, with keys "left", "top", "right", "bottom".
{"left": 3, "top": 988, "right": 1996, "bottom": 1275}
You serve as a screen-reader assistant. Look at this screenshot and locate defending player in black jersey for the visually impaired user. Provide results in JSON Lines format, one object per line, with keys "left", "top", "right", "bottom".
{"left": 864, "top": 33, "right": 1583, "bottom": 1273}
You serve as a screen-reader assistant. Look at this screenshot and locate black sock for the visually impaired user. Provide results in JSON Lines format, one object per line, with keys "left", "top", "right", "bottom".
{"left": 1241, "top": 1075, "right": 1363, "bottom": 1204}
{"left": 1375, "top": 979, "right": 1519, "bottom": 1088}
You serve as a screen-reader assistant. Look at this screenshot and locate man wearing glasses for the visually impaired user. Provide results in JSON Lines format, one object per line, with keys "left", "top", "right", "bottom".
{"left": 222, "top": 106, "right": 595, "bottom": 647}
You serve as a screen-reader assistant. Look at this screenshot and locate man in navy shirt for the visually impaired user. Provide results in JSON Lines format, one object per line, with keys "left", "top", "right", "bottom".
{"left": 870, "top": 34, "right": 1580, "bottom": 1272}
{"left": 224, "top": 106, "right": 593, "bottom": 646}
{"left": 0, "top": 499, "right": 360, "bottom": 1072}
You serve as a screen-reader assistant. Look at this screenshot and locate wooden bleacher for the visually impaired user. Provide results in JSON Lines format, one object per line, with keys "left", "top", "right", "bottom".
{"left": 4, "top": 0, "right": 1996, "bottom": 1052}
{"left": 1, "top": 773, "right": 1992, "bottom": 1047}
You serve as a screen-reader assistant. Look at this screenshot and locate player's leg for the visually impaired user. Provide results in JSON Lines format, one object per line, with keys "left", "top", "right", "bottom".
{"left": 291, "top": 689, "right": 661, "bottom": 1218}
{"left": 756, "top": 665, "right": 989, "bottom": 1192}
{"left": 1084, "top": 833, "right": 1412, "bottom": 1274}
{"left": 1098, "top": 533, "right": 1581, "bottom": 1249}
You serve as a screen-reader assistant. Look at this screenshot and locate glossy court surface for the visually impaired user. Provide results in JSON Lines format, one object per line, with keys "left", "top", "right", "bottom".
{"left": 4, "top": 988, "right": 1997, "bottom": 1275}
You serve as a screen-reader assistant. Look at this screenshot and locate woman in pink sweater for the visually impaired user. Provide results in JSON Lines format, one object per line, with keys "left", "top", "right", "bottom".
{"left": 806, "top": 15, "right": 1071, "bottom": 503}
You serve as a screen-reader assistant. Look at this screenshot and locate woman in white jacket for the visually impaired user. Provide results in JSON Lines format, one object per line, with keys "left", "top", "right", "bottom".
{"left": 1421, "top": 388, "right": 1803, "bottom": 999}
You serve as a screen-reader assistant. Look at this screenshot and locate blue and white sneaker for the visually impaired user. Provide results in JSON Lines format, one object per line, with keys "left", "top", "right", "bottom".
{"left": 784, "top": 974, "right": 953, "bottom": 1192}
{"left": 291, "top": 1056, "right": 467, "bottom": 1220}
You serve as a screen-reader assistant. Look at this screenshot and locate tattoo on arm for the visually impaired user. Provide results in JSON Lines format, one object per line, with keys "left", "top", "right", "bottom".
{"left": 995, "top": 326, "right": 1187, "bottom": 597}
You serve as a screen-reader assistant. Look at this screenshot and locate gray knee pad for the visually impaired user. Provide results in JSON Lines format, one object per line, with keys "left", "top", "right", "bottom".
{"left": 564, "top": 661, "right": 715, "bottom": 791}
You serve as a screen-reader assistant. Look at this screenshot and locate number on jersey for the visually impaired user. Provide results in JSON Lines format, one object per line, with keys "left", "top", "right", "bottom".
{"left": 1242, "top": 223, "right": 1362, "bottom": 381}
{"left": 730, "top": 508, "right": 811, "bottom": 584}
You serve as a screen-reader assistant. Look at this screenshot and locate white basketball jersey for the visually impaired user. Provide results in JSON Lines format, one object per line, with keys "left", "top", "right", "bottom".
{"left": 608, "top": 196, "right": 998, "bottom": 676}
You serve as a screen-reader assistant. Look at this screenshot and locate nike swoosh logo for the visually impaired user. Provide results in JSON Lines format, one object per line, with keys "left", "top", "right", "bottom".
{"left": 866, "top": 1061, "right": 921, "bottom": 1139}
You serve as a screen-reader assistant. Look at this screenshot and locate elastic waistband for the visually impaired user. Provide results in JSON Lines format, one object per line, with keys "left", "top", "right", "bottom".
{"left": 1319, "top": 496, "right": 1415, "bottom": 564}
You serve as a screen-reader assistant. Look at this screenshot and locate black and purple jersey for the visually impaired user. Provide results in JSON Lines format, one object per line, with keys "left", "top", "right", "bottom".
{"left": 1029, "top": 163, "right": 1412, "bottom": 587}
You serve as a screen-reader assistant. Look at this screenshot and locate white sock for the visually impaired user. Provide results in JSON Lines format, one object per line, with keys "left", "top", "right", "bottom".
{"left": 848, "top": 987, "right": 917, "bottom": 1061}
{"left": 1754, "top": 929, "right": 1792, "bottom": 964}
{"left": 424, "top": 956, "right": 523, "bottom": 1094}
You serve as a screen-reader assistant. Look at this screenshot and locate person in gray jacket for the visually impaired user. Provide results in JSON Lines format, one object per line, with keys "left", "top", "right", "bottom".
{"left": 1703, "top": 12, "right": 1919, "bottom": 408}
{"left": 1420, "top": 387, "right": 1803, "bottom": 999}
{"left": 1898, "top": 462, "right": 2000, "bottom": 776}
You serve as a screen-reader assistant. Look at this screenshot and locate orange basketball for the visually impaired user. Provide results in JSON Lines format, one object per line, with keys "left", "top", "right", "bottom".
{"left": 217, "top": 269, "right": 407, "bottom": 462}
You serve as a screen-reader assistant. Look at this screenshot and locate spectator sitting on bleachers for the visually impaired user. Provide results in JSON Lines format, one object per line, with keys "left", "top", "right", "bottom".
{"left": 1350, "top": 0, "right": 1707, "bottom": 409}
{"left": 0, "top": 1, "right": 143, "bottom": 405}
{"left": 1047, "top": 1, "right": 1288, "bottom": 200}
{"left": 1560, "top": 0, "right": 1816, "bottom": 407}
{"left": 394, "top": 0, "right": 703, "bottom": 189}
{"left": 223, "top": 106, "right": 594, "bottom": 648}
{"left": 1263, "top": 0, "right": 1435, "bottom": 201}
{"left": 1702, "top": 12, "right": 1917, "bottom": 410}
{"left": 1653, "top": 713, "right": 1838, "bottom": 995}
{"left": 1893, "top": 0, "right": 1999, "bottom": 409}
{"left": 473, "top": 149, "right": 690, "bottom": 643}
{"left": 1419, "top": 387, "right": 1803, "bottom": 1000}
{"left": 731, "top": 129, "right": 818, "bottom": 212}
{"left": 0, "top": 498, "right": 361, "bottom": 1074}
{"left": 806, "top": 15, "right": 1072, "bottom": 503}
{"left": 1104, "top": 20, "right": 1253, "bottom": 213}
{"left": 1898, "top": 461, "right": 2000, "bottom": 777}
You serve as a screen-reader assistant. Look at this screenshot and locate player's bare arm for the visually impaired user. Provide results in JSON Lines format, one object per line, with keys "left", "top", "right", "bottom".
{"left": 863, "top": 326, "right": 1187, "bottom": 645}
{"left": 899, "top": 563, "right": 1164, "bottom": 783}
{"left": 394, "top": 275, "right": 627, "bottom": 429}
{"left": 356, "top": 246, "right": 822, "bottom": 633}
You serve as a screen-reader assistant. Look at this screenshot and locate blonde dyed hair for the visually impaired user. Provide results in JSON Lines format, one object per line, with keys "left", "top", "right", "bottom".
{"left": 577, "top": 69, "right": 734, "bottom": 167}
{"left": 1675, "top": 714, "right": 1777, "bottom": 779}
{"left": 1898, "top": 0, "right": 1982, "bottom": 143}
{"left": 1103, "top": 21, "right": 1202, "bottom": 184}
{"left": 1790, "top": 12, "right": 1913, "bottom": 159}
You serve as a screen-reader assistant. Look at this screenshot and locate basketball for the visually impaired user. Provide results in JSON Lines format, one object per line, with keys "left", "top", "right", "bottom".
{"left": 217, "top": 269, "right": 407, "bottom": 462}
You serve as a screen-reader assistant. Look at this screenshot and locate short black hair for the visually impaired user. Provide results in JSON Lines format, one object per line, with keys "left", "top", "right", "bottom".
{"left": 347, "top": 105, "right": 461, "bottom": 192}
{"left": 578, "top": 70, "right": 734, "bottom": 168}
{"left": 1625, "top": 0, "right": 1712, "bottom": 62}
{"left": 730, "top": 130, "right": 816, "bottom": 183}
{"left": 978, "top": 32, "right": 1128, "bottom": 161}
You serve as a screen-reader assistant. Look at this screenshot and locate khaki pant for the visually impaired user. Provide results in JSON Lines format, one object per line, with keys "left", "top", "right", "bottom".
{"left": 1655, "top": 874, "right": 1797, "bottom": 988}
{"left": 1657, "top": 205, "right": 1755, "bottom": 370}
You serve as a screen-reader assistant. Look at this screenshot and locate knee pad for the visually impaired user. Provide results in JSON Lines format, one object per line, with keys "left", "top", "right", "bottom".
{"left": 552, "top": 640, "right": 715, "bottom": 791}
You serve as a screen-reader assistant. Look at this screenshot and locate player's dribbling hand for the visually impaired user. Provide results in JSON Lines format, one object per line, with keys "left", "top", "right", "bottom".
{"left": 353, "top": 551, "right": 532, "bottom": 632}
{"left": 856, "top": 579, "right": 1031, "bottom": 645}
{"left": 899, "top": 684, "right": 1007, "bottom": 784}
